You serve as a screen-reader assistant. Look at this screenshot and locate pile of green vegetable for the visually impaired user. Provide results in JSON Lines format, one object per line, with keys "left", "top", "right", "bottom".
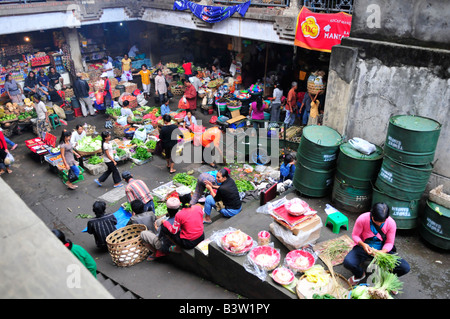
{"left": 145, "top": 139, "right": 156, "bottom": 150}
{"left": 154, "top": 201, "right": 167, "bottom": 217}
{"left": 235, "top": 179, "right": 255, "bottom": 193}
{"left": 115, "top": 148, "right": 127, "bottom": 158}
{"left": 312, "top": 293, "right": 336, "bottom": 299}
{"left": 18, "top": 110, "right": 37, "bottom": 120}
{"left": 351, "top": 267, "right": 403, "bottom": 299}
{"left": 173, "top": 173, "right": 196, "bottom": 187}
{"left": 88, "top": 155, "right": 103, "bottom": 165}
{"left": 132, "top": 146, "right": 151, "bottom": 161}
{"left": 76, "top": 136, "right": 102, "bottom": 153}
{"left": 0, "top": 114, "right": 17, "bottom": 122}
{"left": 130, "top": 138, "right": 145, "bottom": 146}
{"left": 106, "top": 108, "right": 121, "bottom": 116}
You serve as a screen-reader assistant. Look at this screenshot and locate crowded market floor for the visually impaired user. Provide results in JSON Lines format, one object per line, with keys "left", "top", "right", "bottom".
{"left": 1, "top": 91, "right": 448, "bottom": 300}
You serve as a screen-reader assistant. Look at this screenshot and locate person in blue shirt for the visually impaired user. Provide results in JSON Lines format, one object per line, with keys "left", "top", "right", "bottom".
{"left": 161, "top": 99, "right": 171, "bottom": 116}
{"left": 37, "top": 69, "right": 51, "bottom": 100}
{"left": 279, "top": 154, "right": 296, "bottom": 182}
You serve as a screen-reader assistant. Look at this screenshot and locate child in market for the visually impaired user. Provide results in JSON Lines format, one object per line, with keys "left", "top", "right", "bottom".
{"left": 132, "top": 64, "right": 152, "bottom": 97}
{"left": 279, "top": 154, "right": 296, "bottom": 182}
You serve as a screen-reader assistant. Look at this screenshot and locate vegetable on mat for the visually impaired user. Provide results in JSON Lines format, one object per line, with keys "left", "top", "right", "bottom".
{"left": 88, "top": 155, "right": 103, "bottom": 165}
{"left": 131, "top": 146, "right": 151, "bottom": 161}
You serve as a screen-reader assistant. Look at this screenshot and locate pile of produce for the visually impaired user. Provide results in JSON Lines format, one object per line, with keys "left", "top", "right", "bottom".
{"left": 130, "top": 138, "right": 145, "bottom": 146}
{"left": 106, "top": 108, "right": 121, "bottom": 117}
{"left": 351, "top": 268, "right": 403, "bottom": 299}
{"left": 115, "top": 147, "right": 127, "bottom": 158}
{"left": 173, "top": 173, "right": 197, "bottom": 189}
{"left": 76, "top": 135, "right": 102, "bottom": 153}
{"left": 235, "top": 179, "right": 255, "bottom": 193}
{"left": 0, "top": 114, "right": 18, "bottom": 122}
{"left": 131, "top": 146, "right": 151, "bottom": 161}
{"left": 18, "top": 110, "right": 37, "bottom": 120}
{"left": 165, "top": 62, "right": 178, "bottom": 69}
{"left": 87, "top": 155, "right": 103, "bottom": 165}
{"left": 207, "top": 79, "right": 223, "bottom": 88}
{"left": 154, "top": 201, "right": 167, "bottom": 217}
{"left": 145, "top": 139, "right": 156, "bottom": 150}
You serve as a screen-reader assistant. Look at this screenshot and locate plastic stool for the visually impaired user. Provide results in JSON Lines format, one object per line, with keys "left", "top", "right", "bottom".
{"left": 48, "top": 114, "right": 61, "bottom": 129}
{"left": 325, "top": 212, "right": 349, "bottom": 234}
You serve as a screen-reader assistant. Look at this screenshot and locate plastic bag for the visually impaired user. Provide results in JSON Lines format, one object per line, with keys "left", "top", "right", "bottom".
{"left": 256, "top": 196, "right": 288, "bottom": 215}
{"left": 269, "top": 220, "right": 322, "bottom": 251}
{"left": 209, "top": 227, "right": 256, "bottom": 257}
{"left": 348, "top": 137, "right": 376, "bottom": 155}
{"left": 4, "top": 152, "right": 14, "bottom": 165}
{"left": 133, "top": 127, "right": 147, "bottom": 141}
{"left": 282, "top": 244, "right": 319, "bottom": 275}
{"left": 116, "top": 116, "right": 128, "bottom": 126}
{"left": 95, "top": 91, "right": 104, "bottom": 105}
{"left": 244, "top": 244, "right": 280, "bottom": 281}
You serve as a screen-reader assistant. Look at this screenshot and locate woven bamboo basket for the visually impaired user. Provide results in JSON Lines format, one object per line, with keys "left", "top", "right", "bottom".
{"left": 75, "top": 149, "right": 102, "bottom": 157}
{"left": 171, "top": 86, "right": 185, "bottom": 96}
{"left": 106, "top": 224, "right": 150, "bottom": 267}
{"left": 307, "top": 81, "right": 326, "bottom": 95}
{"left": 113, "top": 122, "right": 131, "bottom": 137}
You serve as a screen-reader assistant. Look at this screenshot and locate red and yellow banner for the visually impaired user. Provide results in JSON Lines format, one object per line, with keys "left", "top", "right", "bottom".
{"left": 294, "top": 7, "right": 352, "bottom": 53}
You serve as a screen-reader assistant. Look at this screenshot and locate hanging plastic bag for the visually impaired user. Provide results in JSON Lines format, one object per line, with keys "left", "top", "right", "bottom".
{"left": 4, "top": 152, "right": 14, "bottom": 165}
{"left": 178, "top": 96, "right": 189, "bottom": 109}
{"left": 348, "top": 137, "right": 376, "bottom": 155}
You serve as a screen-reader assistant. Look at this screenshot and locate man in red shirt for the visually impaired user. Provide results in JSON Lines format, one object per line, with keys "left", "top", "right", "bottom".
{"left": 284, "top": 81, "right": 297, "bottom": 127}
{"left": 182, "top": 58, "right": 193, "bottom": 80}
{"left": 183, "top": 79, "right": 197, "bottom": 111}
{"left": 161, "top": 193, "right": 205, "bottom": 252}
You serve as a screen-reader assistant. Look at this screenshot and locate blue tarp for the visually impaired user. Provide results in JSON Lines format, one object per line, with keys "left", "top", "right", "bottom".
{"left": 82, "top": 206, "right": 132, "bottom": 232}
{"left": 173, "top": 0, "right": 251, "bottom": 23}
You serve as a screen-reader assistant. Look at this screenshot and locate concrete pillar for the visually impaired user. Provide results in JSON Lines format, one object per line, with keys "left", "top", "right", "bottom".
{"left": 63, "top": 27, "right": 83, "bottom": 72}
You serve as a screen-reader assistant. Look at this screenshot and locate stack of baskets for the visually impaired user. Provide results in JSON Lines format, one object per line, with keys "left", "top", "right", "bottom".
{"left": 170, "top": 82, "right": 185, "bottom": 96}
{"left": 106, "top": 224, "right": 150, "bottom": 267}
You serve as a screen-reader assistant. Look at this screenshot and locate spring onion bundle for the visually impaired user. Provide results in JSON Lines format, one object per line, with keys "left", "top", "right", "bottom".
{"left": 370, "top": 251, "right": 401, "bottom": 272}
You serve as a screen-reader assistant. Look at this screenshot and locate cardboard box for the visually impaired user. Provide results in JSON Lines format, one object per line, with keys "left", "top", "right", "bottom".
{"left": 272, "top": 213, "right": 322, "bottom": 236}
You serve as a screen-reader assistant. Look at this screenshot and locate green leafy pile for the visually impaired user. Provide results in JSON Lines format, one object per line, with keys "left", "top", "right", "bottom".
{"left": 154, "top": 201, "right": 167, "bottom": 217}
{"left": 235, "top": 179, "right": 255, "bottom": 192}
{"left": 132, "top": 146, "right": 151, "bottom": 161}
{"left": 115, "top": 148, "right": 126, "bottom": 157}
{"left": 145, "top": 139, "right": 156, "bottom": 150}
{"left": 88, "top": 155, "right": 103, "bottom": 165}
{"left": 106, "top": 108, "right": 121, "bottom": 116}
{"left": 130, "top": 138, "right": 145, "bottom": 146}
{"left": 76, "top": 136, "right": 102, "bottom": 153}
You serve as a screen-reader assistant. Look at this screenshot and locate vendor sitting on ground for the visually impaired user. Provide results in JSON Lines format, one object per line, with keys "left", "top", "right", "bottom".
{"left": 127, "top": 199, "right": 156, "bottom": 233}
{"left": 279, "top": 154, "right": 296, "bottom": 182}
{"left": 182, "top": 110, "right": 197, "bottom": 130}
{"left": 160, "top": 98, "right": 171, "bottom": 116}
{"left": 203, "top": 168, "right": 242, "bottom": 224}
{"left": 140, "top": 197, "right": 180, "bottom": 261}
{"left": 86, "top": 200, "right": 117, "bottom": 251}
{"left": 343, "top": 202, "right": 411, "bottom": 286}
{"left": 122, "top": 170, "right": 155, "bottom": 213}
{"left": 190, "top": 167, "right": 231, "bottom": 205}
{"left": 160, "top": 192, "right": 205, "bottom": 253}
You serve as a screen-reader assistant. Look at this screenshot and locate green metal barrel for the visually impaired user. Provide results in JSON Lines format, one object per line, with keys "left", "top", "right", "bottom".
{"left": 384, "top": 115, "right": 441, "bottom": 165}
{"left": 332, "top": 177, "right": 372, "bottom": 213}
{"left": 296, "top": 125, "right": 343, "bottom": 171}
{"left": 336, "top": 142, "right": 384, "bottom": 189}
{"left": 419, "top": 201, "right": 450, "bottom": 250}
{"left": 375, "top": 156, "right": 433, "bottom": 201}
{"left": 293, "top": 161, "right": 335, "bottom": 198}
{"left": 372, "top": 186, "right": 420, "bottom": 229}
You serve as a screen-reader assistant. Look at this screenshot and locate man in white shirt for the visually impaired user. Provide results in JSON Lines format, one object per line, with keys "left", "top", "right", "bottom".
{"left": 128, "top": 43, "right": 140, "bottom": 58}
{"left": 189, "top": 71, "right": 202, "bottom": 92}
{"left": 70, "top": 125, "right": 86, "bottom": 148}
{"left": 102, "top": 57, "right": 114, "bottom": 78}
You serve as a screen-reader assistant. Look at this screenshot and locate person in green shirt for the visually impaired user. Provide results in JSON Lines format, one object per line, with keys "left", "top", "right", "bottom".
{"left": 52, "top": 229, "right": 97, "bottom": 278}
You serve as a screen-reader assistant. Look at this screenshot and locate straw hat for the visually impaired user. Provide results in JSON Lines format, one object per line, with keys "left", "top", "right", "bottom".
{"left": 24, "top": 98, "right": 33, "bottom": 106}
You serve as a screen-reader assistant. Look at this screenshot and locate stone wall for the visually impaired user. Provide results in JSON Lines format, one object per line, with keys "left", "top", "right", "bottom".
{"left": 323, "top": 0, "right": 450, "bottom": 191}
